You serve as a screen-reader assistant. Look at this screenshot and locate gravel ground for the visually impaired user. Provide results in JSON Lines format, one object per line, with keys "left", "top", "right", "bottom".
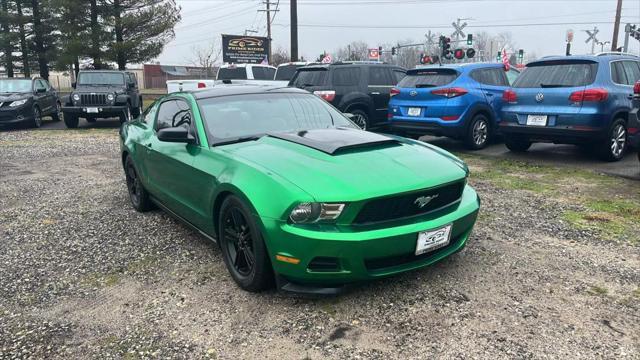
{"left": 0, "top": 129, "right": 638, "bottom": 359}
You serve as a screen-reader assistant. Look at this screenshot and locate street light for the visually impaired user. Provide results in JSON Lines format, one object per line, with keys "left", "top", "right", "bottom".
{"left": 597, "top": 40, "right": 611, "bottom": 52}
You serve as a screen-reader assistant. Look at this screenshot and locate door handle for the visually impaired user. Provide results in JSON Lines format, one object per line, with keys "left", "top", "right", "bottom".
{"left": 485, "top": 92, "right": 494, "bottom": 97}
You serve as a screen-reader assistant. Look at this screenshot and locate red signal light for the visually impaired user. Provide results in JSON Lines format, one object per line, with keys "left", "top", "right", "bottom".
{"left": 453, "top": 49, "right": 465, "bottom": 60}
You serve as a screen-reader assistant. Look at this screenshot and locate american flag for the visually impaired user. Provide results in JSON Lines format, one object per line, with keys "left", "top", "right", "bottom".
{"left": 501, "top": 48, "right": 510, "bottom": 70}
{"left": 261, "top": 57, "right": 269, "bottom": 65}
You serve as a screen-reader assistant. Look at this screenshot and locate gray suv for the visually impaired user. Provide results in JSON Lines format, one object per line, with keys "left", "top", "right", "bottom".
{"left": 62, "top": 70, "right": 143, "bottom": 128}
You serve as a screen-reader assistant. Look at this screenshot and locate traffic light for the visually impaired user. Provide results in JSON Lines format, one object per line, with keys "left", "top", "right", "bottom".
{"left": 466, "top": 48, "right": 476, "bottom": 59}
{"left": 378, "top": 46, "right": 383, "bottom": 53}
{"left": 454, "top": 48, "right": 465, "bottom": 60}
{"left": 430, "top": 55, "right": 439, "bottom": 64}
{"left": 441, "top": 36, "right": 452, "bottom": 59}
{"left": 518, "top": 49, "right": 524, "bottom": 59}
{"left": 392, "top": 47, "right": 397, "bottom": 56}
{"left": 467, "top": 34, "right": 473, "bottom": 46}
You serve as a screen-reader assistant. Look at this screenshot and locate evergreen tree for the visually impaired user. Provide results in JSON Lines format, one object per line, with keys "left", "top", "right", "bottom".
{"left": 104, "top": 0, "right": 181, "bottom": 70}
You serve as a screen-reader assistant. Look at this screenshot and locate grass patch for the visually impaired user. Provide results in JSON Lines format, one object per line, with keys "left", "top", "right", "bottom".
{"left": 587, "top": 285, "right": 609, "bottom": 296}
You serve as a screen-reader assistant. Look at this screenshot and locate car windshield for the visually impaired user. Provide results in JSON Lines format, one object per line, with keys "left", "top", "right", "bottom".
{"left": 77, "top": 72, "right": 125, "bottom": 85}
{"left": 398, "top": 69, "right": 458, "bottom": 88}
{"left": 199, "top": 92, "right": 357, "bottom": 144}
{"left": 275, "top": 65, "right": 304, "bottom": 81}
{"left": 0, "top": 79, "right": 32, "bottom": 93}
{"left": 513, "top": 61, "right": 598, "bottom": 88}
{"left": 217, "top": 67, "right": 248, "bottom": 80}
{"left": 289, "top": 68, "right": 328, "bottom": 87}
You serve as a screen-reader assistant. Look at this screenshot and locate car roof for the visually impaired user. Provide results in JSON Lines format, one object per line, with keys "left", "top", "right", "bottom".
{"left": 528, "top": 54, "right": 639, "bottom": 65}
{"left": 412, "top": 62, "right": 505, "bottom": 71}
{"left": 189, "top": 84, "right": 308, "bottom": 99}
{"left": 302, "top": 62, "right": 401, "bottom": 70}
{"left": 77, "top": 70, "right": 128, "bottom": 73}
{"left": 0, "top": 77, "right": 35, "bottom": 80}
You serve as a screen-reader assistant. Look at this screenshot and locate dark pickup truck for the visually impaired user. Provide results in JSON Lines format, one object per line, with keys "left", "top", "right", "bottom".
{"left": 62, "top": 70, "right": 143, "bottom": 128}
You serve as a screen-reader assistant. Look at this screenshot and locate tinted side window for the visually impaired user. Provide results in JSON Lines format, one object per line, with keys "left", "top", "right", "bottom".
{"left": 492, "top": 69, "right": 509, "bottom": 86}
{"left": 332, "top": 67, "right": 360, "bottom": 86}
{"left": 368, "top": 67, "right": 391, "bottom": 85}
{"left": 252, "top": 67, "right": 266, "bottom": 80}
{"left": 35, "top": 79, "right": 46, "bottom": 91}
{"left": 621, "top": 61, "right": 640, "bottom": 85}
{"left": 392, "top": 70, "right": 406, "bottom": 84}
{"left": 264, "top": 67, "right": 276, "bottom": 80}
{"left": 612, "top": 62, "right": 628, "bottom": 85}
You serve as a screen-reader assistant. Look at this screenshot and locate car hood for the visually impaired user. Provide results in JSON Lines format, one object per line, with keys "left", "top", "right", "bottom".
{"left": 74, "top": 86, "right": 125, "bottom": 93}
{"left": 222, "top": 128, "right": 468, "bottom": 201}
{"left": 0, "top": 93, "right": 30, "bottom": 102}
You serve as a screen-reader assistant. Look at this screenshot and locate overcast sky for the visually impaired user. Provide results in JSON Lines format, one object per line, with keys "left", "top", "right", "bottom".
{"left": 158, "top": 0, "right": 640, "bottom": 66}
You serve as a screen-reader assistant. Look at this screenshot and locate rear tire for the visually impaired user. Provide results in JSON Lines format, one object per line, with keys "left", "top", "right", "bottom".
{"left": 349, "top": 109, "right": 369, "bottom": 130}
{"left": 464, "top": 114, "right": 491, "bottom": 150}
{"left": 599, "top": 119, "right": 626, "bottom": 162}
{"left": 63, "top": 113, "right": 79, "bottom": 128}
{"left": 505, "top": 136, "right": 532, "bottom": 152}
{"left": 51, "top": 102, "right": 62, "bottom": 121}
{"left": 218, "top": 195, "right": 274, "bottom": 292}
{"left": 32, "top": 106, "right": 42, "bottom": 128}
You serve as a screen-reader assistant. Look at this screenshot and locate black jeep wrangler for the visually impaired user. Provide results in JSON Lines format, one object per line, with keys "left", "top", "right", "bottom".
{"left": 62, "top": 70, "right": 143, "bottom": 128}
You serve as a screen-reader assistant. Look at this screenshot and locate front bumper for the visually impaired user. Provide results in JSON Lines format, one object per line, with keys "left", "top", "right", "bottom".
{"left": 0, "top": 107, "right": 33, "bottom": 126}
{"left": 62, "top": 105, "right": 127, "bottom": 117}
{"left": 262, "top": 185, "right": 480, "bottom": 288}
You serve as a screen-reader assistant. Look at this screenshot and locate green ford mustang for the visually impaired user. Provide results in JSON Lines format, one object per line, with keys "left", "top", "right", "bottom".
{"left": 119, "top": 85, "right": 480, "bottom": 294}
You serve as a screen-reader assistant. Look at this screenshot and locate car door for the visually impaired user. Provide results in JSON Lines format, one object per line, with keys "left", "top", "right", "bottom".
{"left": 126, "top": 73, "right": 139, "bottom": 108}
{"left": 33, "top": 79, "right": 50, "bottom": 113}
{"left": 472, "top": 68, "right": 509, "bottom": 121}
{"left": 42, "top": 80, "right": 58, "bottom": 113}
{"left": 367, "top": 66, "right": 395, "bottom": 125}
{"left": 143, "top": 98, "right": 203, "bottom": 222}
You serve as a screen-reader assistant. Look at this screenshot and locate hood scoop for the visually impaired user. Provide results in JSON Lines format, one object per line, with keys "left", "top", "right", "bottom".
{"left": 267, "top": 127, "right": 400, "bottom": 155}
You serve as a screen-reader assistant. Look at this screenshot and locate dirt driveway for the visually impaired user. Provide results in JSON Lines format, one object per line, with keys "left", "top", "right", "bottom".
{"left": 0, "top": 129, "right": 638, "bottom": 359}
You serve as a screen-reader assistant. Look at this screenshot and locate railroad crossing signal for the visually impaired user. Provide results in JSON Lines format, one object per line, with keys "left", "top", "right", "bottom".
{"left": 584, "top": 28, "right": 599, "bottom": 43}
{"left": 451, "top": 19, "right": 467, "bottom": 40}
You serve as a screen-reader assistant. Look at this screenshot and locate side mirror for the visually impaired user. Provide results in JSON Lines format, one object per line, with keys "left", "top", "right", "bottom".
{"left": 71, "top": 82, "right": 76, "bottom": 89}
{"left": 36, "top": 88, "right": 46, "bottom": 93}
{"left": 157, "top": 126, "right": 195, "bottom": 144}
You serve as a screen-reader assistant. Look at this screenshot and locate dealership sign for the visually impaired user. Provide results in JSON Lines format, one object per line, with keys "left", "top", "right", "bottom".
{"left": 368, "top": 48, "right": 380, "bottom": 61}
{"left": 222, "top": 34, "right": 270, "bottom": 64}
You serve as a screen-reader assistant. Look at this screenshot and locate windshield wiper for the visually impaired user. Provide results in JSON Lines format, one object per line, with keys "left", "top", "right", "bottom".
{"left": 213, "top": 135, "right": 264, "bottom": 147}
{"left": 415, "top": 83, "right": 437, "bottom": 88}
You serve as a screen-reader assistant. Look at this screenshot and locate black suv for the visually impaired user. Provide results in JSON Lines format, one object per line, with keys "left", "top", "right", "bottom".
{"left": 289, "top": 62, "right": 406, "bottom": 130}
{"left": 0, "top": 77, "right": 61, "bottom": 128}
{"left": 62, "top": 70, "right": 143, "bottom": 128}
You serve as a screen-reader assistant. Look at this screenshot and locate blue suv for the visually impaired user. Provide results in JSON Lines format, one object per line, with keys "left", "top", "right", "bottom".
{"left": 500, "top": 54, "right": 640, "bottom": 161}
{"left": 388, "top": 63, "right": 518, "bottom": 149}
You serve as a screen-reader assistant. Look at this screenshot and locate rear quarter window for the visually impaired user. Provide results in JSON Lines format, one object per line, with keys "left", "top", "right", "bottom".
{"left": 290, "top": 69, "right": 328, "bottom": 87}
{"left": 332, "top": 67, "right": 361, "bottom": 86}
{"left": 513, "top": 61, "right": 597, "bottom": 88}
{"left": 398, "top": 69, "right": 458, "bottom": 88}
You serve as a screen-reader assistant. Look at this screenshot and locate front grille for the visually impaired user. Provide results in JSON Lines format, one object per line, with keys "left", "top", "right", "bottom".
{"left": 353, "top": 181, "right": 465, "bottom": 225}
{"left": 364, "top": 233, "right": 462, "bottom": 271}
{"left": 80, "top": 93, "right": 108, "bottom": 106}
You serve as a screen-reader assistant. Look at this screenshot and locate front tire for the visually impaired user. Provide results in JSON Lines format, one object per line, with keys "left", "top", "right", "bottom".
{"left": 63, "top": 113, "right": 79, "bottom": 128}
{"left": 464, "top": 114, "right": 491, "bottom": 150}
{"left": 218, "top": 195, "right": 273, "bottom": 292}
{"left": 124, "top": 156, "right": 152, "bottom": 212}
{"left": 32, "top": 106, "right": 42, "bottom": 128}
{"left": 119, "top": 105, "right": 132, "bottom": 123}
{"left": 599, "top": 119, "right": 626, "bottom": 162}
{"left": 131, "top": 100, "right": 142, "bottom": 118}
{"left": 51, "top": 101, "right": 62, "bottom": 121}
{"left": 505, "top": 135, "right": 532, "bottom": 152}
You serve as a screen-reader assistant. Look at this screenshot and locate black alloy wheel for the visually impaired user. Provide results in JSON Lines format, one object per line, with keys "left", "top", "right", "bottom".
{"left": 350, "top": 109, "right": 369, "bottom": 130}
{"left": 124, "top": 156, "right": 152, "bottom": 212}
{"left": 52, "top": 102, "right": 62, "bottom": 121}
{"left": 218, "top": 196, "right": 273, "bottom": 292}
{"left": 32, "top": 106, "right": 42, "bottom": 128}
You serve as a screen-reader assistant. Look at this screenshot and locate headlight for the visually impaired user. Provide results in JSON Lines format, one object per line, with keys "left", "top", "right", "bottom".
{"left": 72, "top": 94, "right": 80, "bottom": 101}
{"left": 107, "top": 94, "right": 115, "bottom": 101}
{"left": 289, "top": 202, "right": 345, "bottom": 223}
{"left": 9, "top": 99, "right": 27, "bottom": 107}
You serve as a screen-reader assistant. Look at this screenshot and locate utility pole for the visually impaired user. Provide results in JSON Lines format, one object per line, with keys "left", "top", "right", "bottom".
{"left": 291, "top": 0, "right": 298, "bottom": 61}
{"left": 611, "top": 0, "right": 623, "bottom": 51}
{"left": 259, "top": 1, "right": 278, "bottom": 64}
{"left": 623, "top": 23, "right": 631, "bottom": 53}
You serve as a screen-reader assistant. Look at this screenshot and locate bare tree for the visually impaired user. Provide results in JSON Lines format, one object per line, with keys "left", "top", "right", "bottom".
{"left": 334, "top": 41, "right": 369, "bottom": 61}
{"left": 189, "top": 41, "right": 220, "bottom": 78}
{"left": 271, "top": 46, "right": 290, "bottom": 66}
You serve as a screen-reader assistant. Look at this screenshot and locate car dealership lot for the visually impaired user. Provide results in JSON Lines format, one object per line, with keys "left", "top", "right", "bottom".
{"left": 0, "top": 129, "right": 638, "bottom": 359}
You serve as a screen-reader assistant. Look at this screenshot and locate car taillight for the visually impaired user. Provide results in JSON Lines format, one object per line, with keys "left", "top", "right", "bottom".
{"left": 502, "top": 89, "right": 517, "bottom": 103}
{"left": 634, "top": 81, "right": 640, "bottom": 95}
{"left": 197, "top": 82, "right": 206, "bottom": 88}
{"left": 431, "top": 87, "right": 468, "bottom": 98}
{"left": 313, "top": 90, "right": 336, "bottom": 102}
{"left": 390, "top": 87, "right": 400, "bottom": 97}
{"left": 569, "top": 88, "right": 608, "bottom": 102}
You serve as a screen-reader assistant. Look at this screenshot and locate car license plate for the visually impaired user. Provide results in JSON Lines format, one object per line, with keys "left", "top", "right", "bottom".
{"left": 526, "top": 115, "right": 547, "bottom": 126}
{"left": 407, "top": 107, "right": 421, "bottom": 117}
{"left": 86, "top": 107, "right": 99, "bottom": 113}
{"left": 415, "top": 224, "right": 452, "bottom": 256}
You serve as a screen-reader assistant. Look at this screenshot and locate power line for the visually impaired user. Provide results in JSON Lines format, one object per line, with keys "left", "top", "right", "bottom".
{"left": 276, "top": 21, "right": 618, "bottom": 30}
